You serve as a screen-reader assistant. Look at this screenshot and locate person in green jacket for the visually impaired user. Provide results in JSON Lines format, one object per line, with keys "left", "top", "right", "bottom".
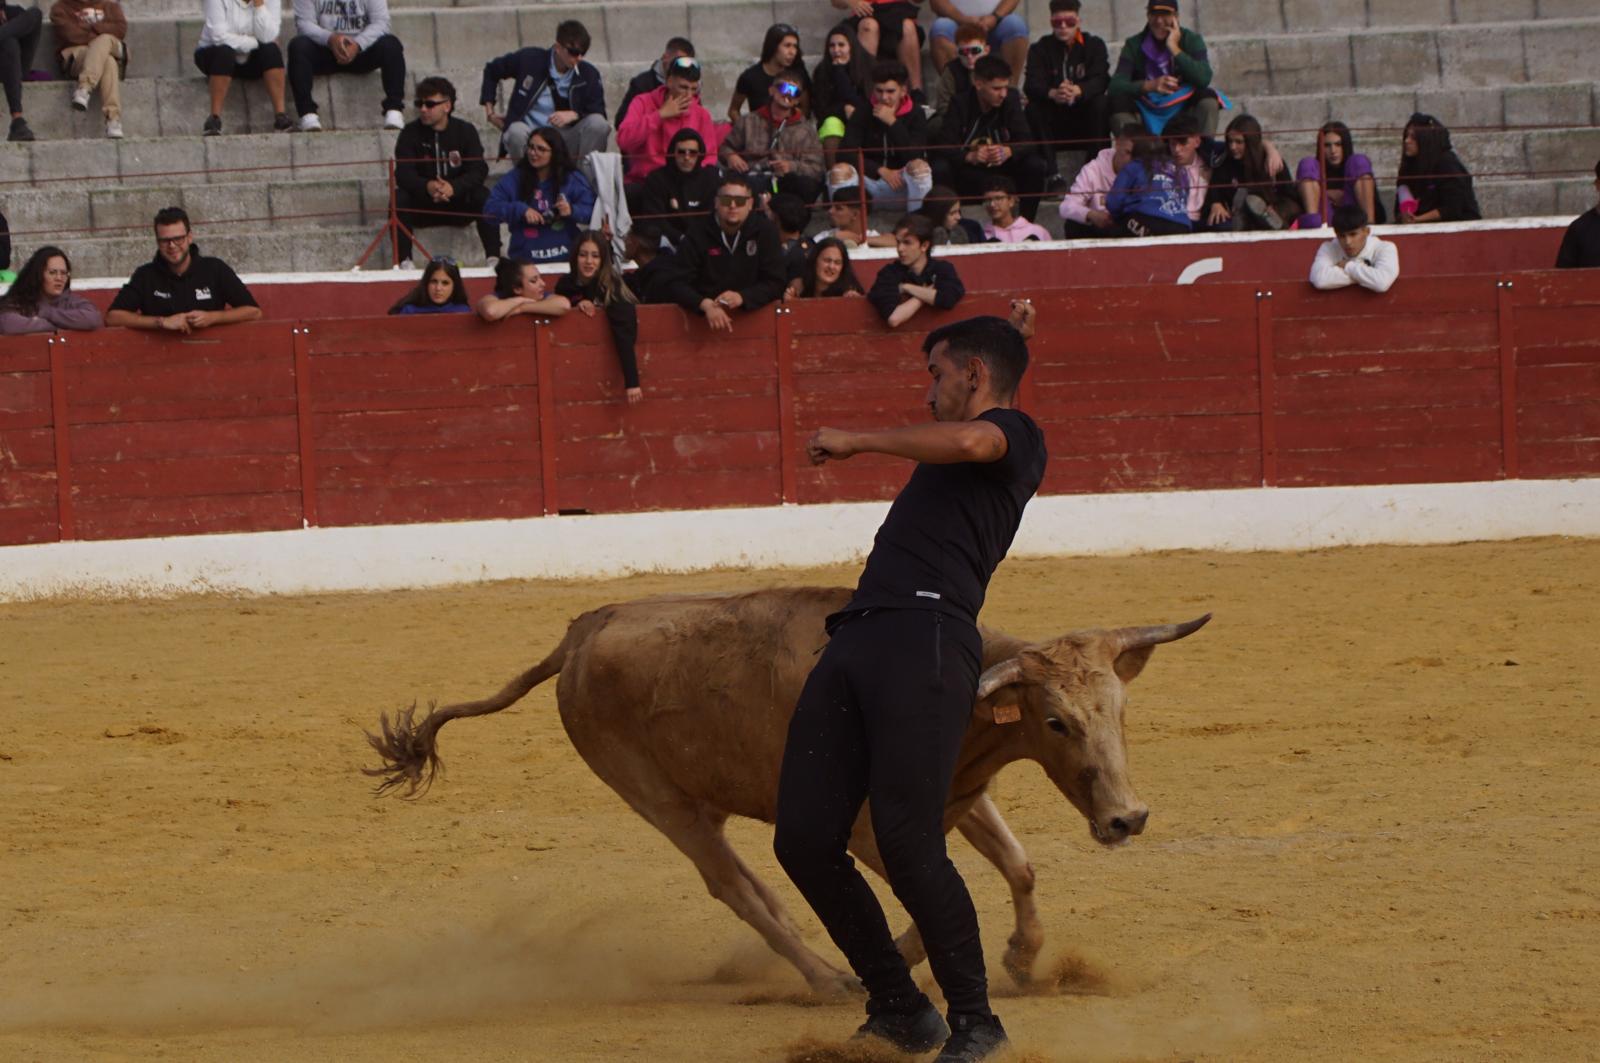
{"left": 1107, "top": 0, "right": 1218, "bottom": 136}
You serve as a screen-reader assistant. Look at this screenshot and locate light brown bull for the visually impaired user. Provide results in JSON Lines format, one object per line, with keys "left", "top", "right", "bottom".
{"left": 366, "top": 587, "right": 1208, "bottom": 995}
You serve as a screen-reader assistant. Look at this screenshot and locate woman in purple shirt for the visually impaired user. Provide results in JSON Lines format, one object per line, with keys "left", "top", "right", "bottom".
{"left": 0, "top": 246, "right": 103, "bottom": 335}
{"left": 1295, "top": 120, "right": 1383, "bottom": 229}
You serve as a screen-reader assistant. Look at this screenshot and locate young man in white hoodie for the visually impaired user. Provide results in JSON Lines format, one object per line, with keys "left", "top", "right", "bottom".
{"left": 1309, "top": 203, "right": 1399, "bottom": 293}
{"left": 287, "top": 0, "right": 406, "bottom": 131}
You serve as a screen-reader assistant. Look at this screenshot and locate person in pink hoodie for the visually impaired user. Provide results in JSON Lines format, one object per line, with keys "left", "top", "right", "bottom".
{"left": 981, "top": 176, "right": 1052, "bottom": 242}
{"left": 1059, "top": 124, "right": 1132, "bottom": 237}
{"left": 617, "top": 55, "right": 718, "bottom": 186}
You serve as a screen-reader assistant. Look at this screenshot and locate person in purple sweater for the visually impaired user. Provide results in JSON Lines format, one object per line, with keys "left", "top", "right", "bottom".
{"left": 1295, "top": 120, "right": 1383, "bottom": 229}
{"left": 0, "top": 246, "right": 103, "bottom": 334}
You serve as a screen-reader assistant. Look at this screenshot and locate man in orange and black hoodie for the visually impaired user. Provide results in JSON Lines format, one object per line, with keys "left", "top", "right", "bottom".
{"left": 49, "top": 0, "right": 127, "bottom": 138}
{"left": 719, "top": 70, "right": 825, "bottom": 205}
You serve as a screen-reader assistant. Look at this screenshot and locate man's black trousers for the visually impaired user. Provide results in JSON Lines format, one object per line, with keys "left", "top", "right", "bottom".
{"left": 394, "top": 185, "right": 498, "bottom": 261}
{"left": 773, "top": 607, "right": 991, "bottom": 1018}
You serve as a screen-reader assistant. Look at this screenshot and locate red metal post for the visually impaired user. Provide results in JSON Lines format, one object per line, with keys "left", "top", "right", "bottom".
{"left": 774, "top": 306, "right": 799, "bottom": 504}
{"left": 292, "top": 325, "right": 320, "bottom": 526}
{"left": 1496, "top": 278, "right": 1521, "bottom": 479}
{"left": 856, "top": 147, "right": 869, "bottom": 230}
{"left": 1254, "top": 289, "right": 1278, "bottom": 487}
{"left": 533, "top": 319, "right": 560, "bottom": 515}
{"left": 46, "top": 336, "right": 74, "bottom": 541}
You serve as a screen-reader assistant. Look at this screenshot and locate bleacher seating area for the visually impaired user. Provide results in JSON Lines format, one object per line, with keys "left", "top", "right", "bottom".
{"left": 3, "top": 0, "right": 1597, "bottom": 276}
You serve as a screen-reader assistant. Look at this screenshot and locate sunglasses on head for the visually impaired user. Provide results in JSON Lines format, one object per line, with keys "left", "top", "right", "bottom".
{"left": 775, "top": 80, "right": 801, "bottom": 98}
{"left": 773, "top": 23, "right": 798, "bottom": 37}
{"left": 669, "top": 56, "right": 702, "bottom": 76}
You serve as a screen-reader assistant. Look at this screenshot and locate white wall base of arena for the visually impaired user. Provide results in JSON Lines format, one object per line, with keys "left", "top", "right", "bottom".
{"left": 2, "top": 479, "right": 1597, "bottom": 600}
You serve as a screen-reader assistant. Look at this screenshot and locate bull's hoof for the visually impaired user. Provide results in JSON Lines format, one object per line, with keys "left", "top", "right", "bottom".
{"left": 808, "top": 969, "right": 864, "bottom": 1001}
{"left": 1002, "top": 948, "right": 1037, "bottom": 988}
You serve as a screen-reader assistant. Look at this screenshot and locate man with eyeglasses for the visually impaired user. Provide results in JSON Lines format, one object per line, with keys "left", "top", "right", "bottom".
{"left": 1023, "top": 0, "right": 1109, "bottom": 189}
{"left": 105, "top": 207, "right": 260, "bottom": 334}
{"left": 720, "top": 71, "right": 825, "bottom": 206}
{"left": 392, "top": 76, "right": 498, "bottom": 267}
{"left": 664, "top": 177, "right": 787, "bottom": 333}
{"left": 636, "top": 127, "right": 721, "bottom": 246}
{"left": 286, "top": 0, "right": 407, "bottom": 131}
{"left": 617, "top": 54, "right": 716, "bottom": 185}
{"left": 481, "top": 18, "right": 610, "bottom": 163}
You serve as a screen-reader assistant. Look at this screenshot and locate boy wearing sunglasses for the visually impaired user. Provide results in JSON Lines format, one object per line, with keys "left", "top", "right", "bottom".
{"left": 392, "top": 76, "right": 499, "bottom": 267}
{"left": 720, "top": 72, "right": 825, "bottom": 206}
{"left": 1022, "top": 0, "right": 1109, "bottom": 187}
{"left": 481, "top": 18, "right": 611, "bottom": 163}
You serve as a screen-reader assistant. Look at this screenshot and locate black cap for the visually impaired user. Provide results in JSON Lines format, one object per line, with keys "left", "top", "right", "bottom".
{"left": 1147, "top": 0, "right": 1177, "bottom": 12}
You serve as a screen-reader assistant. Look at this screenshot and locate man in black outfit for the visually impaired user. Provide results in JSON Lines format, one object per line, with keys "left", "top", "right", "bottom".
{"left": 635, "top": 128, "right": 722, "bottom": 247}
{"left": 664, "top": 176, "right": 787, "bottom": 332}
{"left": 623, "top": 220, "right": 682, "bottom": 304}
{"left": 936, "top": 54, "right": 1050, "bottom": 221}
{"left": 392, "top": 76, "right": 498, "bottom": 265}
{"left": 1556, "top": 160, "right": 1600, "bottom": 269}
{"left": 868, "top": 213, "right": 966, "bottom": 328}
{"left": 774, "top": 305, "right": 1043, "bottom": 1063}
{"left": 105, "top": 207, "right": 261, "bottom": 333}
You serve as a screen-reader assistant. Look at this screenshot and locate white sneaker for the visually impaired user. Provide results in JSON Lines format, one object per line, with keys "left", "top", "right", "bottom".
{"left": 105, "top": 118, "right": 123, "bottom": 139}
{"left": 298, "top": 112, "right": 323, "bottom": 132}
{"left": 393, "top": 258, "right": 415, "bottom": 271}
{"left": 485, "top": 255, "right": 500, "bottom": 270}
{"left": 71, "top": 86, "right": 90, "bottom": 111}
{"left": 383, "top": 109, "right": 404, "bottom": 130}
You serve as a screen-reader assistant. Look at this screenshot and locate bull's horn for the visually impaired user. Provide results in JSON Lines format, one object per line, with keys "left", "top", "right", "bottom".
{"left": 975, "top": 658, "right": 1024, "bottom": 700}
{"left": 1111, "top": 614, "right": 1212, "bottom": 653}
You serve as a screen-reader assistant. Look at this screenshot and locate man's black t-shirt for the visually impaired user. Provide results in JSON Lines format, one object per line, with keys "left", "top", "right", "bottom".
{"left": 108, "top": 246, "right": 258, "bottom": 318}
{"left": 842, "top": 407, "right": 1047, "bottom": 626}
{"left": 1556, "top": 208, "right": 1600, "bottom": 269}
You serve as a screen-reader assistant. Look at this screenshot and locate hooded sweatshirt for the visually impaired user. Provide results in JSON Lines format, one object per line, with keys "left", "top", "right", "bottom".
{"left": 638, "top": 129, "right": 722, "bottom": 243}
{"left": 292, "top": 0, "right": 391, "bottom": 52}
{"left": 485, "top": 164, "right": 596, "bottom": 263}
{"left": 197, "top": 0, "right": 280, "bottom": 53}
{"left": 720, "top": 105, "right": 824, "bottom": 180}
{"left": 49, "top": 0, "right": 127, "bottom": 50}
{"left": 983, "top": 216, "right": 1052, "bottom": 243}
{"left": 1106, "top": 159, "right": 1190, "bottom": 229}
{"left": 937, "top": 85, "right": 1038, "bottom": 165}
{"left": 393, "top": 116, "right": 488, "bottom": 202}
{"left": 617, "top": 83, "right": 720, "bottom": 183}
{"left": 839, "top": 93, "right": 930, "bottom": 179}
{"left": 1060, "top": 146, "right": 1117, "bottom": 224}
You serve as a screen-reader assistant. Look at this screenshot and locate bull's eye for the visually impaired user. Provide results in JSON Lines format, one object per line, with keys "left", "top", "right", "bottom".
{"left": 1045, "top": 716, "right": 1069, "bottom": 735}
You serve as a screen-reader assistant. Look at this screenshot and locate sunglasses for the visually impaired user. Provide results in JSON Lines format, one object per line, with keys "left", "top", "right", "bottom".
{"left": 559, "top": 41, "right": 586, "bottom": 59}
{"left": 415, "top": 97, "right": 449, "bottom": 110}
{"left": 717, "top": 194, "right": 752, "bottom": 206}
{"left": 957, "top": 45, "right": 987, "bottom": 57}
{"left": 674, "top": 147, "right": 703, "bottom": 156}
{"left": 1050, "top": 15, "right": 1080, "bottom": 26}
{"left": 775, "top": 80, "right": 801, "bottom": 98}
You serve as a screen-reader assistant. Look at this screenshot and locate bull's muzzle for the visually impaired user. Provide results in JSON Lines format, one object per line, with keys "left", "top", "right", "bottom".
{"left": 1094, "top": 807, "right": 1149, "bottom": 845}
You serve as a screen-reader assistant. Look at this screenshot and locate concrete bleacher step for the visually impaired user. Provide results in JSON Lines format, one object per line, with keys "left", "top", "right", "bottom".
{"left": 1236, "top": 82, "right": 1600, "bottom": 141}
{"left": 56, "top": 224, "right": 392, "bottom": 279}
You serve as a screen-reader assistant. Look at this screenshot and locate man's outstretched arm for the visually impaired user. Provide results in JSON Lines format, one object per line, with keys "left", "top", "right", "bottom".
{"left": 808, "top": 421, "right": 1008, "bottom": 466}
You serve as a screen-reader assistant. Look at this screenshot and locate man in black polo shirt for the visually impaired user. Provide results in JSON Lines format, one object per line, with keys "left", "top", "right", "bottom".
{"left": 105, "top": 207, "right": 261, "bottom": 333}
{"left": 1556, "top": 159, "right": 1600, "bottom": 269}
{"left": 664, "top": 175, "right": 787, "bottom": 332}
{"left": 773, "top": 306, "right": 1044, "bottom": 1063}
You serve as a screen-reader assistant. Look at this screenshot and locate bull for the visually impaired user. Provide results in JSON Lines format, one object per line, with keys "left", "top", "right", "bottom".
{"left": 365, "top": 587, "right": 1208, "bottom": 995}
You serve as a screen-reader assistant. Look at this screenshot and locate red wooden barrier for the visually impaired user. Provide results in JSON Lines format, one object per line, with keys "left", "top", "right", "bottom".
{"left": 3, "top": 268, "right": 1599, "bottom": 550}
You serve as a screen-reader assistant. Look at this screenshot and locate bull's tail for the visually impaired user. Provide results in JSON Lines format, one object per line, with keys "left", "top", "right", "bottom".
{"left": 363, "top": 637, "right": 568, "bottom": 798}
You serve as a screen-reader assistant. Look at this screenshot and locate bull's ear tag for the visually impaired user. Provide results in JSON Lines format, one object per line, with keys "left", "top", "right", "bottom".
{"left": 992, "top": 704, "right": 1021, "bottom": 725}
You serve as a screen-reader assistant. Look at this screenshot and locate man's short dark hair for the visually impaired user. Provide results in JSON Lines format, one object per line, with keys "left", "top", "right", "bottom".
{"left": 629, "top": 218, "right": 665, "bottom": 247}
{"left": 986, "top": 175, "right": 1018, "bottom": 196}
{"left": 1164, "top": 113, "right": 1201, "bottom": 140}
{"left": 768, "top": 193, "right": 808, "bottom": 235}
{"left": 153, "top": 206, "right": 190, "bottom": 232}
{"left": 829, "top": 184, "right": 869, "bottom": 206}
{"left": 718, "top": 175, "right": 753, "bottom": 196}
{"left": 1332, "top": 203, "right": 1369, "bottom": 234}
{"left": 1049, "top": 0, "right": 1083, "bottom": 12}
{"left": 871, "top": 60, "right": 909, "bottom": 86}
{"left": 556, "top": 20, "right": 592, "bottom": 56}
{"left": 973, "top": 55, "right": 1011, "bottom": 82}
{"left": 666, "top": 36, "right": 695, "bottom": 57}
{"left": 894, "top": 212, "right": 936, "bottom": 246}
{"left": 922, "top": 316, "right": 1030, "bottom": 400}
{"left": 415, "top": 76, "right": 456, "bottom": 104}
{"left": 1594, "top": 158, "right": 1600, "bottom": 181}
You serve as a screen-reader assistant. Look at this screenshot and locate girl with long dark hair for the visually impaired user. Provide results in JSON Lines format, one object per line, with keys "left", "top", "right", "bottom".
{"left": 786, "top": 236, "right": 865, "bottom": 300}
{"left": 0, "top": 245, "right": 103, "bottom": 335}
{"left": 387, "top": 256, "right": 471, "bottom": 315}
{"left": 476, "top": 257, "right": 570, "bottom": 322}
{"left": 486, "top": 126, "right": 596, "bottom": 264}
{"left": 1295, "top": 120, "right": 1382, "bottom": 228}
{"left": 1205, "top": 114, "right": 1301, "bottom": 231}
{"left": 553, "top": 230, "right": 643, "bottom": 404}
{"left": 1396, "top": 113, "right": 1481, "bottom": 224}
{"left": 729, "top": 22, "right": 811, "bottom": 121}
{"left": 811, "top": 23, "right": 873, "bottom": 166}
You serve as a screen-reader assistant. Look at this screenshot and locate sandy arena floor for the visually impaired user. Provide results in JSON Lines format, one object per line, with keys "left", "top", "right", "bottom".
{"left": 2, "top": 539, "right": 1598, "bottom": 1063}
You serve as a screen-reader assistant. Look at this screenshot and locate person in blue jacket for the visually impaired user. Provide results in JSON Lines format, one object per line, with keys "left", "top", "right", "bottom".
{"left": 486, "top": 127, "right": 596, "bottom": 265}
{"left": 1105, "top": 121, "right": 1190, "bottom": 238}
{"left": 480, "top": 19, "right": 610, "bottom": 162}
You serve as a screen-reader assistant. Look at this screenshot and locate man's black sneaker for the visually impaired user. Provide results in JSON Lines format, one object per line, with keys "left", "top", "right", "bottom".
{"left": 1045, "top": 173, "right": 1069, "bottom": 194}
{"left": 8, "top": 117, "right": 34, "bottom": 142}
{"left": 853, "top": 999, "right": 950, "bottom": 1054}
{"left": 203, "top": 114, "right": 222, "bottom": 136}
{"left": 935, "top": 1012, "right": 1008, "bottom": 1062}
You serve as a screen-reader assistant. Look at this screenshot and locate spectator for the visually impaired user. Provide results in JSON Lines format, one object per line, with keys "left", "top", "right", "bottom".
{"left": 617, "top": 55, "right": 717, "bottom": 186}
{"left": 787, "top": 236, "right": 865, "bottom": 299}
{"left": 929, "top": 0, "right": 1026, "bottom": 83}
{"left": 721, "top": 71, "right": 825, "bottom": 205}
{"left": 49, "top": 0, "right": 126, "bottom": 139}
{"left": 486, "top": 127, "right": 595, "bottom": 265}
{"left": 1395, "top": 113, "right": 1481, "bottom": 225}
{"left": 1296, "top": 120, "right": 1382, "bottom": 229}
{"left": 1108, "top": 0, "right": 1217, "bottom": 137}
{"left": 919, "top": 183, "right": 985, "bottom": 243}
{"left": 0, "top": 245, "right": 102, "bottom": 334}
{"left": 392, "top": 76, "right": 497, "bottom": 267}
{"left": 934, "top": 54, "right": 1048, "bottom": 221}
{"left": 1059, "top": 124, "right": 1133, "bottom": 237}
{"left": 868, "top": 213, "right": 965, "bottom": 327}
{"left": 475, "top": 257, "right": 569, "bottom": 322}
{"left": 481, "top": 20, "right": 610, "bottom": 163}
{"left": 1105, "top": 122, "right": 1190, "bottom": 237}
{"left": 1024, "top": 0, "right": 1109, "bottom": 185}
{"left": 0, "top": 3, "right": 41, "bottom": 141}
{"left": 1309, "top": 204, "right": 1398, "bottom": 293}
{"left": 195, "top": 0, "right": 290, "bottom": 135}
{"left": 106, "top": 207, "right": 262, "bottom": 332}
{"left": 288, "top": 0, "right": 406, "bottom": 132}
{"left": 817, "top": 179, "right": 894, "bottom": 247}
{"left": 930, "top": 21, "right": 985, "bottom": 123}
{"left": 1164, "top": 111, "right": 1208, "bottom": 228}
{"left": 636, "top": 128, "right": 720, "bottom": 246}
{"left": 729, "top": 22, "right": 811, "bottom": 121}
{"left": 768, "top": 192, "right": 812, "bottom": 285}
{"left": 834, "top": 0, "right": 925, "bottom": 97}
{"left": 616, "top": 36, "right": 694, "bottom": 129}
{"left": 623, "top": 219, "right": 681, "bottom": 304}
{"left": 0, "top": 203, "right": 10, "bottom": 271}
{"left": 811, "top": 23, "right": 873, "bottom": 168}
{"left": 981, "top": 175, "right": 1050, "bottom": 241}
{"left": 554, "top": 231, "right": 642, "bottom": 404}
{"left": 840, "top": 60, "right": 934, "bottom": 214}
{"left": 387, "top": 256, "right": 472, "bottom": 315}
{"left": 1204, "top": 114, "right": 1299, "bottom": 231}
{"left": 665, "top": 176, "right": 787, "bottom": 332}
{"left": 1555, "top": 160, "right": 1600, "bottom": 269}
